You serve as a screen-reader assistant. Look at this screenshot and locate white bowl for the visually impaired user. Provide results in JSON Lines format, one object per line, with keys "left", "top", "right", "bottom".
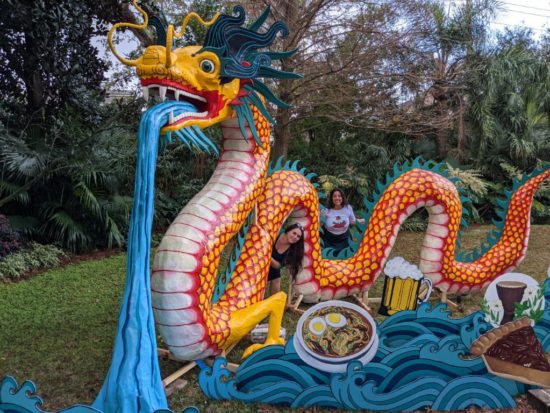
{"left": 294, "top": 300, "right": 378, "bottom": 365}
{"left": 294, "top": 330, "right": 379, "bottom": 373}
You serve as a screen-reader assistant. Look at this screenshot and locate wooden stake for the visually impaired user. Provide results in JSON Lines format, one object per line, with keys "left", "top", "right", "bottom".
{"left": 286, "top": 280, "right": 305, "bottom": 313}
{"left": 293, "top": 293, "right": 304, "bottom": 310}
{"left": 435, "top": 289, "right": 458, "bottom": 308}
{"left": 286, "top": 282, "right": 293, "bottom": 307}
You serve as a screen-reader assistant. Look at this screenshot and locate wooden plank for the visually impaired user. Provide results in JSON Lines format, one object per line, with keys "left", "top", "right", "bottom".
{"left": 164, "top": 379, "right": 188, "bottom": 397}
{"left": 160, "top": 339, "right": 241, "bottom": 389}
{"left": 162, "top": 362, "right": 196, "bottom": 387}
{"left": 157, "top": 348, "right": 170, "bottom": 358}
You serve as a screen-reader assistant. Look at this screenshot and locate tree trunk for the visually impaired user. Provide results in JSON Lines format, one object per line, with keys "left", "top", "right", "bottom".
{"left": 269, "top": 0, "right": 299, "bottom": 160}
{"left": 436, "top": 127, "right": 448, "bottom": 160}
{"left": 456, "top": 100, "right": 467, "bottom": 161}
{"left": 272, "top": 108, "right": 292, "bottom": 160}
{"left": 23, "top": 28, "right": 44, "bottom": 115}
{"left": 435, "top": 99, "right": 449, "bottom": 160}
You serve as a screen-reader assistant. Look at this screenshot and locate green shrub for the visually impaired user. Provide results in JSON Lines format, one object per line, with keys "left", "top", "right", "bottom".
{"left": 0, "top": 242, "right": 65, "bottom": 280}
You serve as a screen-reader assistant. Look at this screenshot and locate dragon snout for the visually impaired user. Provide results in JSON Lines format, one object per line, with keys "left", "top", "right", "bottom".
{"left": 139, "top": 46, "right": 177, "bottom": 70}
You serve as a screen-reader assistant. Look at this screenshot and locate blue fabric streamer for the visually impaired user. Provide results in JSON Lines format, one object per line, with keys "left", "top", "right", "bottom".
{"left": 93, "top": 101, "right": 201, "bottom": 413}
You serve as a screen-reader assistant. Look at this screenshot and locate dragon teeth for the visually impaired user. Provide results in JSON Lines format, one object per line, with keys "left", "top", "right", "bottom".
{"left": 144, "top": 84, "right": 207, "bottom": 104}
{"left": 170, "top": 111, "right": 208, "bottom": 123}
{"left": 179, "top": 89, "right": 207, "bottom": 103}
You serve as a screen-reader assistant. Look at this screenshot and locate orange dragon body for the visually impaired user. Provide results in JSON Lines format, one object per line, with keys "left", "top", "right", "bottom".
{"left": 110, "top": 5, "right": 550, "bottom": 362}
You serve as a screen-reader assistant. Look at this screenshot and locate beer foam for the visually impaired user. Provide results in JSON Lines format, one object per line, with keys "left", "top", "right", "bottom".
{"left": 384, "top": 257, "right": 424, "bottom": 280}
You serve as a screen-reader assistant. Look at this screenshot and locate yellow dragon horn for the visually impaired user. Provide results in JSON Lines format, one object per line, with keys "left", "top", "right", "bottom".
{"left": 108, "top": 0, "right": 149, "bottom": 67}
{"left": 164, "top": 12, "right": 221, "bottom": 68}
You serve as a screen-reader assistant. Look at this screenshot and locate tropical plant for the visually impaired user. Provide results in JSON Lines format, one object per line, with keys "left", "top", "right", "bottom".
{"left": 0, "top": 101, "right": 139, "bottom": 252}
{"left": 0, "top": 0, "right": 152, "bottom": 251}
{"left": 0, "top": 242, "right": 66, "bottom": 280}
{"left": 468, "top": 41, "right": 550, "bottom": 179}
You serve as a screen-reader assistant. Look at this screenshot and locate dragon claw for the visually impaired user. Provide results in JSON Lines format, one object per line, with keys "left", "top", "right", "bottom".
{"left": 242, "top": 337, "right": 286, "bottom": 359}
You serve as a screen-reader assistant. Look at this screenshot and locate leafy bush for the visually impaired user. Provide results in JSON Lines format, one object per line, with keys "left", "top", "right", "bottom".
{"left": 0, "top": 102, "right": 139, "bottom": 252}
{"left": 401, "top": 213, "right": 428, "bottom": 232}
{"left": 0, "top": 214, "right": 22, "bottom": 259}
{"left": 532, "top": 181, "right": 550, "bottom": 224}
{"left": 0, "top": 242, "right": 65, "bottom": 280}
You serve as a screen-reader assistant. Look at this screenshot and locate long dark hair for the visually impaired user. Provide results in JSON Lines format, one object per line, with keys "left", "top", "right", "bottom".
{"left": 326, "top": 187, "right": 349, "bottom": 209}
{"left": 282, "top": 223, "right": 304, "bottom": 279}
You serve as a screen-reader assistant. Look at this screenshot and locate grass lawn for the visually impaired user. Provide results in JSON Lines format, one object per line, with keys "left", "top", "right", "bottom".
{"left": 1, "top": 225, "right": 550, "bottom": 412}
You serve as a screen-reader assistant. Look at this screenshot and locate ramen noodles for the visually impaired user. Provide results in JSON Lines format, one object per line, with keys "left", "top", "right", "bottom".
{"left": 301, "top": 305, "right": 372, "bottom": 358}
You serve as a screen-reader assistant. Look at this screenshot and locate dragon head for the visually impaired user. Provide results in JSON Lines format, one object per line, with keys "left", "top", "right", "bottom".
{"left": 109, "top": 3, "right": 300, "bottom": 144}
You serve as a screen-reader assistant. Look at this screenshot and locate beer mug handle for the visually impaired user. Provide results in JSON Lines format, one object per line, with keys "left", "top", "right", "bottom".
{"left": 418, "top": 278, "right": 433, "bottom": 303}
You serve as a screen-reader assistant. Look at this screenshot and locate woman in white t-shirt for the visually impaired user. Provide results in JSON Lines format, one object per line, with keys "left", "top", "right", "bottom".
{"left": 320, "top": 188, "right": 356, "bottom": 253}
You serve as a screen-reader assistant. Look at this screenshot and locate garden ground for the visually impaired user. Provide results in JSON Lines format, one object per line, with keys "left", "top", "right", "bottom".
{"left": 1, "top": 226, "right": 550, "bottom": 412}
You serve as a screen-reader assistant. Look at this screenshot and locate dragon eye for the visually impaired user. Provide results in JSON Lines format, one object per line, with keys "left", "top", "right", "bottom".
{"left": 200, "top": 59, "right": 215, "bottom": 73}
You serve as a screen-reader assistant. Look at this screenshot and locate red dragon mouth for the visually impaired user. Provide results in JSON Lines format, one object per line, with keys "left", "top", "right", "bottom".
{"left": 141, "top": 78, "right": 225, "bottom": 127}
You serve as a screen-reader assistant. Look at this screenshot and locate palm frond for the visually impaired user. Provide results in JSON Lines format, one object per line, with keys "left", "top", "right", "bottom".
{"left": 73, "top": 180, "right": 103, "bottom": 218}
{"left": 0, "top": 179, "right": 30, "bottom": 205}
{"left": 40, "top": 209, "right": 91, "bottom": 252}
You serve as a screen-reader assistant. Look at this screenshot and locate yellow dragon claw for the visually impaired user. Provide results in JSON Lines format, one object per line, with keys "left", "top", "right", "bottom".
{"left": 242, "top": 337, "right": 286, "bottom": 359}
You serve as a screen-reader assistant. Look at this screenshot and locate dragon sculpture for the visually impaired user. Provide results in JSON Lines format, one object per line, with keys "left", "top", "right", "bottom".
{"left": 109, "top": 4, "right": 550, "bottom": 362}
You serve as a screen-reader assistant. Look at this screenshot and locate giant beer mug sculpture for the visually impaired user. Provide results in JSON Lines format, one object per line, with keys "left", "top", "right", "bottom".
{"left": 379, "top": 257, "right": 433, "bottom": 316}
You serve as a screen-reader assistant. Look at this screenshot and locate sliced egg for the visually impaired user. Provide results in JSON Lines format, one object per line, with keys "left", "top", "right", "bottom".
{"left": 325, "top": 313, "right": 347, "bottom": 328}
{"left": 308, "top": 317, "right": 327, "bottom": 336}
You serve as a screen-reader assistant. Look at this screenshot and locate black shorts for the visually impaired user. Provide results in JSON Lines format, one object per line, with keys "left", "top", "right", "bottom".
{"left": 321, "top": 227, "right": 350, "bottom": 253}
{"left": 268, "top": 267, "right": 281, "bottom": 281}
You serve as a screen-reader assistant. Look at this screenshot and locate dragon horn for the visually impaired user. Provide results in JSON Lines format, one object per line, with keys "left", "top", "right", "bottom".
{"left": 165, "top": 12, "right": 221, "bottom": 68}
{"left": 108, "top": 0, "right": 148, "bottom": 67}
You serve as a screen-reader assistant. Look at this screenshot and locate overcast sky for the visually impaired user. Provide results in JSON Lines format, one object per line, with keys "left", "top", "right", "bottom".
{"left": 491, "top": 0, "right": 549, "bottom": 35}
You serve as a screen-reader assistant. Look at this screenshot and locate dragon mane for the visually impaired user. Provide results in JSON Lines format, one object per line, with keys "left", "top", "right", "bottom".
{"left": 199, "top": 6, "right": 302, "bottom": 144}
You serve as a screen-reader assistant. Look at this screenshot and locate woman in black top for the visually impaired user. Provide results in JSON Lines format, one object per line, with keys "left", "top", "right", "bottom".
{"left": 267, "top": 223, "right": 305, "bottom": 296}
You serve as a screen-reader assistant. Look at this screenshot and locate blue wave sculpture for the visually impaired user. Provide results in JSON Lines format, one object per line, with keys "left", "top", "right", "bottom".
{"left": 198, "top": 279, "right": 550, "bottom": 411}
{"left": 0, "top": 376, "right": 99, "bottom": 413}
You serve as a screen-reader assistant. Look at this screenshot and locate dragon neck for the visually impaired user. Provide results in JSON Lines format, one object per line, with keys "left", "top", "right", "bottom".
{"left": 151, "top": 107, "right": 270, "bottom": 358}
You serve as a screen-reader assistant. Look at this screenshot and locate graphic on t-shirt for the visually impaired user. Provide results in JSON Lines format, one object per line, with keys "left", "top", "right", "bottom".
{"left": 331, "top": 215, "right": 347, "bottom": 229}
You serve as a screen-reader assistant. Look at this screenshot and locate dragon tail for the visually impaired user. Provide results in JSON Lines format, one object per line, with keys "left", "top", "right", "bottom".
{"left": 423, "top": 166, "right": 550, "bottom": 294}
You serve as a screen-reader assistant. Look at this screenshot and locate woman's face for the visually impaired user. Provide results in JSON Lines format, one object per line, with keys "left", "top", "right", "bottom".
{"left": 332, "top": 191, "right": 343, "bottom": 207}
{"left": 287, "top": 228, "right": 303, "bottom": 244}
